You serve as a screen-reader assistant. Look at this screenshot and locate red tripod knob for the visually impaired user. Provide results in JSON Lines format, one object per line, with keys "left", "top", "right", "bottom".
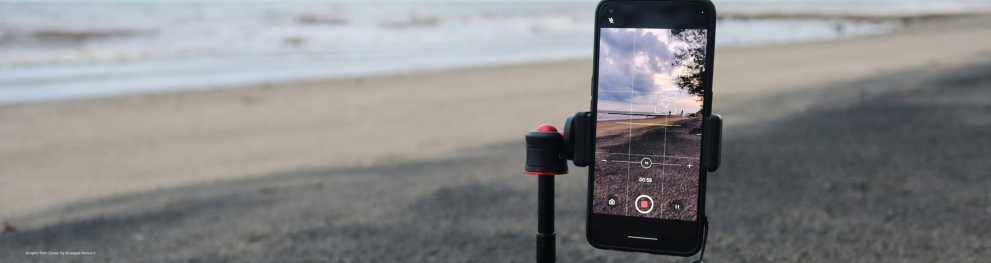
{"left": 524, "top": 124, "right": 569, "bottom": 176}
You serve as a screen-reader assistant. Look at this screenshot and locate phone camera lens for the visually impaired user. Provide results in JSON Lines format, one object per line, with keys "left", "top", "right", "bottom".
{"left": 609, "top": 9, "right": 613, "bottom": 13}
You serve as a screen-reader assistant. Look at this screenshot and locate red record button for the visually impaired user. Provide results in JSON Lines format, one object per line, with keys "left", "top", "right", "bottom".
{"left": 634, "top": 195, "right": 654, "bottom": 214}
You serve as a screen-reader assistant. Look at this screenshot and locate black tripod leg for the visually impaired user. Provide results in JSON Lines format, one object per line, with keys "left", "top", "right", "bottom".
{"left": 536, "top": 175, "right": 555, "bottom": 263}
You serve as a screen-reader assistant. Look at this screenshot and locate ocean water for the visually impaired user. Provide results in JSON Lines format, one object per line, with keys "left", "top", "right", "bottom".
{"left": 1, "top": 0, "right": 989, "bottom": 105}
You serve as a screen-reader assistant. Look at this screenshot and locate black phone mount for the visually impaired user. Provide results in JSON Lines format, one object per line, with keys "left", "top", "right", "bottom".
{"left": 524, "top": 112, "right": 722, "bottom": 263}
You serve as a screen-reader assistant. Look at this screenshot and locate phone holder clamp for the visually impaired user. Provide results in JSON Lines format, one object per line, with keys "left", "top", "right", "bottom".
{"left": 524, "top": 112, "right": 722, "bottom": 263}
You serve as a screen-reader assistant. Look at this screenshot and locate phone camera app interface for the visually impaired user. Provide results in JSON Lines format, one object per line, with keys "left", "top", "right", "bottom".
{"left": 593, "top": 28, "right": 706, "bottom": 221}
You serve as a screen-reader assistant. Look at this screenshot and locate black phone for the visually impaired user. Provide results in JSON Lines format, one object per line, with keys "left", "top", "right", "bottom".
{"left": 585, "top": 0, "right": 716, "bottom": 256}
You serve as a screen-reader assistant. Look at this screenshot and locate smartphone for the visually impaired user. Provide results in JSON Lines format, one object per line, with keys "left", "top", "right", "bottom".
{"left": 586, "top": 0, "right": 716, "bottom": 256}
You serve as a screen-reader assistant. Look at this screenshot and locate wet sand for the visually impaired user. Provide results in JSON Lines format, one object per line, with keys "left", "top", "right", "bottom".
{"left": 3, "top": 15, "right": 991, "bottom": 228}
{"left": 2, "top": 59, "right": 989, "bottom": 262}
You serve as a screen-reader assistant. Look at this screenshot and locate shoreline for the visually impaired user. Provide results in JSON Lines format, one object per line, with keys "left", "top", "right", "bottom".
{"left": 2, "top": 11, "right": 974, "bottom": 106}
{"left": 3, "top": 14, "right": 991, "bottom": 226}
{"left": 0, "top": 14, "right": 982, "bottom": 109}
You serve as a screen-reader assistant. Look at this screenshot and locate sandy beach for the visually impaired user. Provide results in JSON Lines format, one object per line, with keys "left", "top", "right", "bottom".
{"left": 592, "top": 114, "right": 703, "bottom": 220}
{"left": 2, "top": 56, "right": 989, "bottom": 262}
{"left": 1, "top": 10, "right": 990, "bottom": 262}
{"left": 3, "top": 14, "right": 991, "bottom": 228}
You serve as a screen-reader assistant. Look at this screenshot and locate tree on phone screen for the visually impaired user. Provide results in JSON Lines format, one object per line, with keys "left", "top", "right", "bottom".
{"left": 670, "top": 29, "right": 707, "bottom": 102}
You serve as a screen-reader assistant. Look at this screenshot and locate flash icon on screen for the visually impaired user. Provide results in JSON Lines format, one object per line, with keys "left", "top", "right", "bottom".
{"left": 608, "top": 17, "right": 614, "bottom": 24}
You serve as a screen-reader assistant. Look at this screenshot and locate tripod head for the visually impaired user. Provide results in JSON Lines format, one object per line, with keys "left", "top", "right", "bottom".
{"left": 523, "top": 112, "right": 593, "bottom": 176}
{"left": 523, "top": 111, "right": 723, "bottom": 263}
{"left": 526, "top": 111, "right": 722, "bottom": 174}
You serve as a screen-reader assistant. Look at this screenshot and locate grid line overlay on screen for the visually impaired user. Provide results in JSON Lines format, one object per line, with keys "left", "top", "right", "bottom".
{"left": 625, "top": 33, "right": 635, "bottom": 216}
{"left": 595, "top": 28, "right": 704, "bottom": 220}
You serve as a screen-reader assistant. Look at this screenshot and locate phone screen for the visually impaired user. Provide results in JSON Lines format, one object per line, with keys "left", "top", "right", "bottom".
{"left": 592, "top": 20, "right": 708, "bottom": 221}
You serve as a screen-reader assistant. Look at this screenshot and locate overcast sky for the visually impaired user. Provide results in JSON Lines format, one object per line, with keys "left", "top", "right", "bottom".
{"left": 597, "top": 28, "right": 703, "bottom": 115}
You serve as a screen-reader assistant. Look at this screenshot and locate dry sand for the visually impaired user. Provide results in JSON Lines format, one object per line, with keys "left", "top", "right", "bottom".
{"left": 2, "top": 15, "right": 991, "bottom": 224}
